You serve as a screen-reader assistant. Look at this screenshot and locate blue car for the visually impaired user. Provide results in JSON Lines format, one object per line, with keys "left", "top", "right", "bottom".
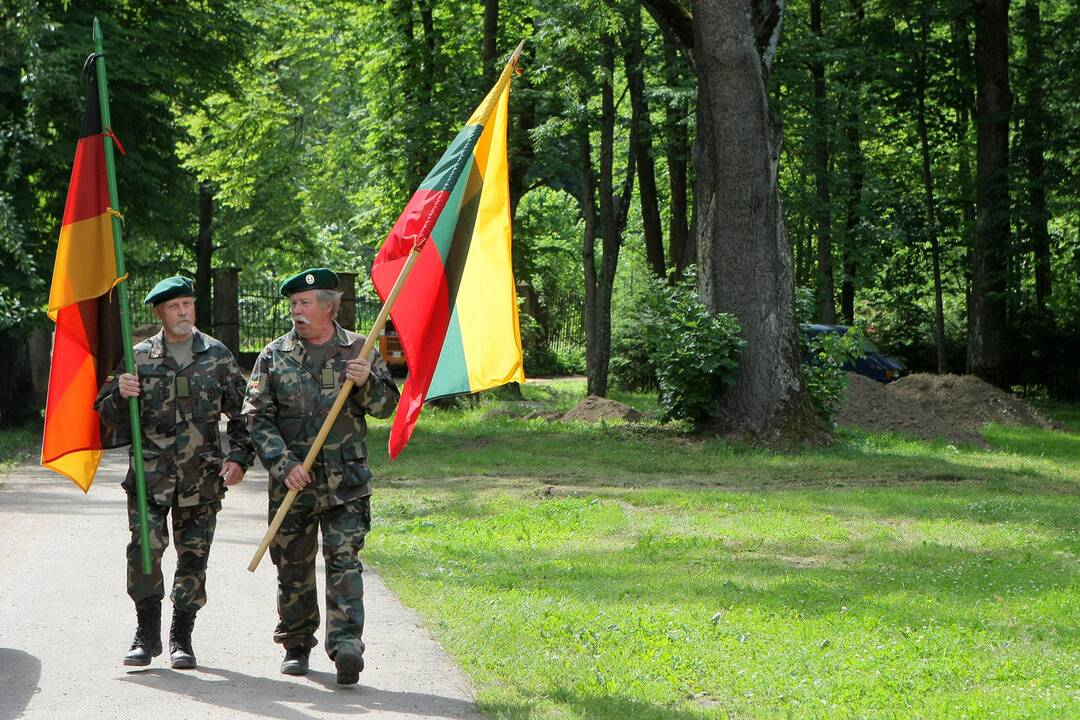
{"left": 801, "top": 324, "right": 906, "bottom": 383}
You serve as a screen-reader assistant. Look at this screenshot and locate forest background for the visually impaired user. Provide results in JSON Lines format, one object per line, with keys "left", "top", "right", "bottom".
{"left": 1, "top": 0, "right": 1077, "bottom": 429}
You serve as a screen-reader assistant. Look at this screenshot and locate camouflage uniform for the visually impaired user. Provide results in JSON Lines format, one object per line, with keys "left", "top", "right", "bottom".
{"left": 243, "top": 323, "right": 399, "bottom": 661}
{"left": 95, "top": 329, "right": 253, "bottom": 614}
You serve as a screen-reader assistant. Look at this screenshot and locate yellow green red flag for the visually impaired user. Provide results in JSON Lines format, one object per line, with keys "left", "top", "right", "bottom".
{"left": 372, "top": 58, "right": 525, "bottom": 458}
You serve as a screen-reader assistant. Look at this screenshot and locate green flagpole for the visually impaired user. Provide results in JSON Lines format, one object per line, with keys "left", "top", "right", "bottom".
{"left": 93, "top": 17, "right": 152, "bottom": 575}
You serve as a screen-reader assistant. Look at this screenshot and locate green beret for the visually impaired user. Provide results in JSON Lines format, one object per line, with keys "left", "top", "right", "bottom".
{"left": 279, "top": 267, "right": 339, "bottom": 297}
{"left": 144, "top": 275, "right": 194, "bottom": 306}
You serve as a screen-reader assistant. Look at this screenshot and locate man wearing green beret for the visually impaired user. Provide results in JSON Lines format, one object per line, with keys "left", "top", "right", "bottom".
{"left": 243, "top": 267, "right": 400, "bottom": 685}
{"left": 94, "top": 275, "right": 254, "bottom": 670}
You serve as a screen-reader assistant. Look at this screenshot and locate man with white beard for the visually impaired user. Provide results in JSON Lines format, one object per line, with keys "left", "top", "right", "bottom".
{"left": 95, "top": 275, "right": 253, "bottom": 670}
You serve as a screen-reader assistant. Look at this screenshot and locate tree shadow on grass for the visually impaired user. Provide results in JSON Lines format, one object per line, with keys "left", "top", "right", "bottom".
{"left": 983, "top": 423, "right": 1080, "bottom": 464}
{"left": 478, "top": 689, "right": 717, "bottom": 720}
{"left": 375, "top": 478, "right": 1080, "bottom": 634}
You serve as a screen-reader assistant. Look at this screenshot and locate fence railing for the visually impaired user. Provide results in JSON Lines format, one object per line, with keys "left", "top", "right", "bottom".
{"left": 545, "top": 292, "right": 586, "bottom": 354}
{"left": 127, "top": 272, "right": 584, "bottom": 359}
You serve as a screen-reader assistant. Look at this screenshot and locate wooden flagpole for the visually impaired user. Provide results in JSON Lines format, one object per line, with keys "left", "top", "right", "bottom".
{"left": 248, "top": 244, "right": 423, "bottom": 572}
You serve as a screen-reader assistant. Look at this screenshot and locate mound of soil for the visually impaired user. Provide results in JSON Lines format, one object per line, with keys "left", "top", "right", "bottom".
{"left": 560, "top": 395, "right": 644, "bottom": 424}
{"left": 835, "top": 371, "right": 1053, "bottom": 445}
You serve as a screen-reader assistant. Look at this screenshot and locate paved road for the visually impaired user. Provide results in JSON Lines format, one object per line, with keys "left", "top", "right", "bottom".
{"left": 0, "top": 448, "right": 481, "bottom": 720}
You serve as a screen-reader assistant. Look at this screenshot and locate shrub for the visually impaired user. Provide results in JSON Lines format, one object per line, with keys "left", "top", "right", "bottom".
{"left": 613, "top": 274, "right": 744, "bottom": 428}
{"left": 801, "top": 326, "right": 866, "bottom": 421}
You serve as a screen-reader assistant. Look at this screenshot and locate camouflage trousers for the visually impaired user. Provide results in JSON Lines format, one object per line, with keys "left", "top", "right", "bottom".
{"left": 126, "top": 495, "right": 221, "bottom": 615}
{"left": 268, "top": 495, "right": 371, "bottom": 660}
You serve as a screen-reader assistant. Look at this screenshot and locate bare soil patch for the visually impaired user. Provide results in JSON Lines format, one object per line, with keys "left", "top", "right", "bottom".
{"left": 559, "top": 395, "right": 644, "bottom": 424}
{"left": 835, "top": 372, "right": 1054, "bottom": 445}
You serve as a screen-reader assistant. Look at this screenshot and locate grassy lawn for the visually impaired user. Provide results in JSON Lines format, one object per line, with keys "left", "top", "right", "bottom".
{"left": 363, "top": 380, "right": 1080, "bottom": 719}
{"left": 0, "top": 423, "right": 40, "bottom": 477}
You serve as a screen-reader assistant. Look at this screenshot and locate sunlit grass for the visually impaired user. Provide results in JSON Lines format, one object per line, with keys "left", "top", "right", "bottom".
{"left": 362, "top": 381, "right": 1080, "bottom": 718}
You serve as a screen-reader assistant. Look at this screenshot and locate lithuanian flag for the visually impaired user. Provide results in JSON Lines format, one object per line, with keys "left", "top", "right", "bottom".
{"left": 41, "top": 68, "right": 124, "bottom": 492}
{"left": 372, "top": 56, "right": 525, "bottom": 458}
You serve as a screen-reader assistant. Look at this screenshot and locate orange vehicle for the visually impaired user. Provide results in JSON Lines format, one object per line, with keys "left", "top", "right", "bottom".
{"left": 378, "top": 320, "right": 407, "bottom": 372}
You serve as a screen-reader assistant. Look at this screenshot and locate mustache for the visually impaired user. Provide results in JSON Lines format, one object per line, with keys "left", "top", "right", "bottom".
{"left": 292, "top": 317, "right": 311, "bottom": 325}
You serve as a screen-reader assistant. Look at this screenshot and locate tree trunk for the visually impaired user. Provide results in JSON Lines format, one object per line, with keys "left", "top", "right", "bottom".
{"left": 1022, "top": 0, "right": 1051, "bottom": 313}
{"left": 195, "top": 179, "right": 214, "bottom": 331}
{"left": 508, "top": 22, "right": 535, "bottom": 220}
{"left": 663, "top": 39, "right": 691, "bottom": 279}
{"left": 483, "top": 0, "right": 498, "bottom": 83}
{"left": 952, "top": 16, "right": 977, "bottom": 340}
{"left": 840, "top": 0, "right": 865, "bottom": 327}
{"left": 692, "top": 0, "right": 822, "bottom": 439}
{"left": 625, "top": 8, "right": 666, "bottom": 278}
{"left": 840, "top": 116, "right": 862, "bottom": 326}
{"left": 811, "top": 0, "right": 835, "bottom": 323}
{"left": 914, "top": 22, "right": 947, "bottom": 373}
{"left": 967, "top": 0, "right": 1011, "bottom": 384}
{"left": 579, "top": 94, "right": 601, "bottom": 396}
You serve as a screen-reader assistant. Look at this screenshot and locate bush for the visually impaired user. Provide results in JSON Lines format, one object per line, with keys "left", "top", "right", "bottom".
{"left": 801, "top": 326, "right": 866, "bottom": 421}
{"left": 613, "top": 274, "right": 744, "bottom": 428}
{"left": 610, "top": 292, "right": 657, "bottom": 392}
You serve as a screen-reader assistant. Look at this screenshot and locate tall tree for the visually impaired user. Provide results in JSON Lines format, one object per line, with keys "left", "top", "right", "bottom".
{"left": 1021, "top": 0, "right": 1051, "bottom": 314}
{"left": 661, "top": 37, "right": 693, "bottom": 278}
{"left": 907, "top": 10, "right": 947, "bottom": 372}
{"left": 810, "top": 0, "right": 835, "bottom": 323}
{"left": 484, "top": 0, "right": 499, "bottom": 82}
{"left": 839, "top": 0, "right": 866, "bottom": 326}
{"left": 646, "top": 0, "right": 823, "bottom": 439}
{"left": 951, "top": 13, "right": 977, "bottom": 320}
{"left": 583, "top": 37, "right": 635, "bottom": 396}
{"left": 967, "top": 0, "right": 1011, "bottom": 383}
{"left": 195, "top": 180, "right": 214, "bottom": 330}
{"left": 624, "top": 6, "right": 666, "bottom": 278}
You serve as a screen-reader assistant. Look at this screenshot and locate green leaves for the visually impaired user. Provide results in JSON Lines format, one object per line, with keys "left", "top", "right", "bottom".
{"left": 613, "top": 272, "right": 745, "bottom": 429}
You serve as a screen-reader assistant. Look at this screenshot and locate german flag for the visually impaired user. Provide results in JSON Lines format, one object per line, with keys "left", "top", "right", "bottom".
{"left": 41, "top": 67, "right": 125, "bottom": 492}
{"left": 372, "top": 57, "right": 524, "bottom": 458}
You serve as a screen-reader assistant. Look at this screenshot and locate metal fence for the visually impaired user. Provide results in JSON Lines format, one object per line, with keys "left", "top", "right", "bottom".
{"left": 545, "top": 292, "right": 586, "bottom": 354}
{"left": 127, "top": 273, "right": 584, "bottom": 357}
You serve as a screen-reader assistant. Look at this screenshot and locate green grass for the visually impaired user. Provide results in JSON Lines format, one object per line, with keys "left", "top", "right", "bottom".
{"left": 362, "top": 381, "right": 1080, "bottom": 719}
{"left": 0, "top": 423, "right": 40, "bottom": 476}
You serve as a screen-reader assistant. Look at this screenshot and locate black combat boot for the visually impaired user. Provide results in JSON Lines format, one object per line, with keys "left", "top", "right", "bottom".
{"left": 334, "top": 650, "right": 364, "bottom": 686}
{"left": 281, "top": 646, "right": 310, "bottom": 676}
{"left": 123, "top": 600, "right": 162, "bottom": 666}
{"left": 169, "top": 609, "right": 197, "bottom": 669}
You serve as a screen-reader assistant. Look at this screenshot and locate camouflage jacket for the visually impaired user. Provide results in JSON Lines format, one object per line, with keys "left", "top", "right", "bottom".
{"left": 95, "top": 329, "right": 254, "bottom": 507}
{"left": 242, "top": 323, "right": 399, "bottom": 509}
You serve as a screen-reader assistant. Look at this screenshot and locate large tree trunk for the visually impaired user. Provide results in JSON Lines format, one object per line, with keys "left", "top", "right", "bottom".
{"left": 195, "top": 179, "right": 214, "bottom": 331}
{"left": 1022, "top": 0, "right": 1051, "bottom": 313}
{"left": 967, "top": 0, "right": 1011, "bottom": 384}
{"left": 810, "top": 0, "right": 835, "bottom": 323}
{"left": 625, "top": 8, "right": 666, "bottom": 278}
{"left": 692, "top": 0, "right": 822, "bottom": 439}
{"left": 914, "top": 21, "right": 947, "bottom": 373}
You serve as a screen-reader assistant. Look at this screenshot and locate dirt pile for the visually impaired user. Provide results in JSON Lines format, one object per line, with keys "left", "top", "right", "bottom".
{"left": 835, "top": 371, "right": 1053, "bottom": 445}
{"left": 558, "top": 395, "right": 644, "bottom": 424}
